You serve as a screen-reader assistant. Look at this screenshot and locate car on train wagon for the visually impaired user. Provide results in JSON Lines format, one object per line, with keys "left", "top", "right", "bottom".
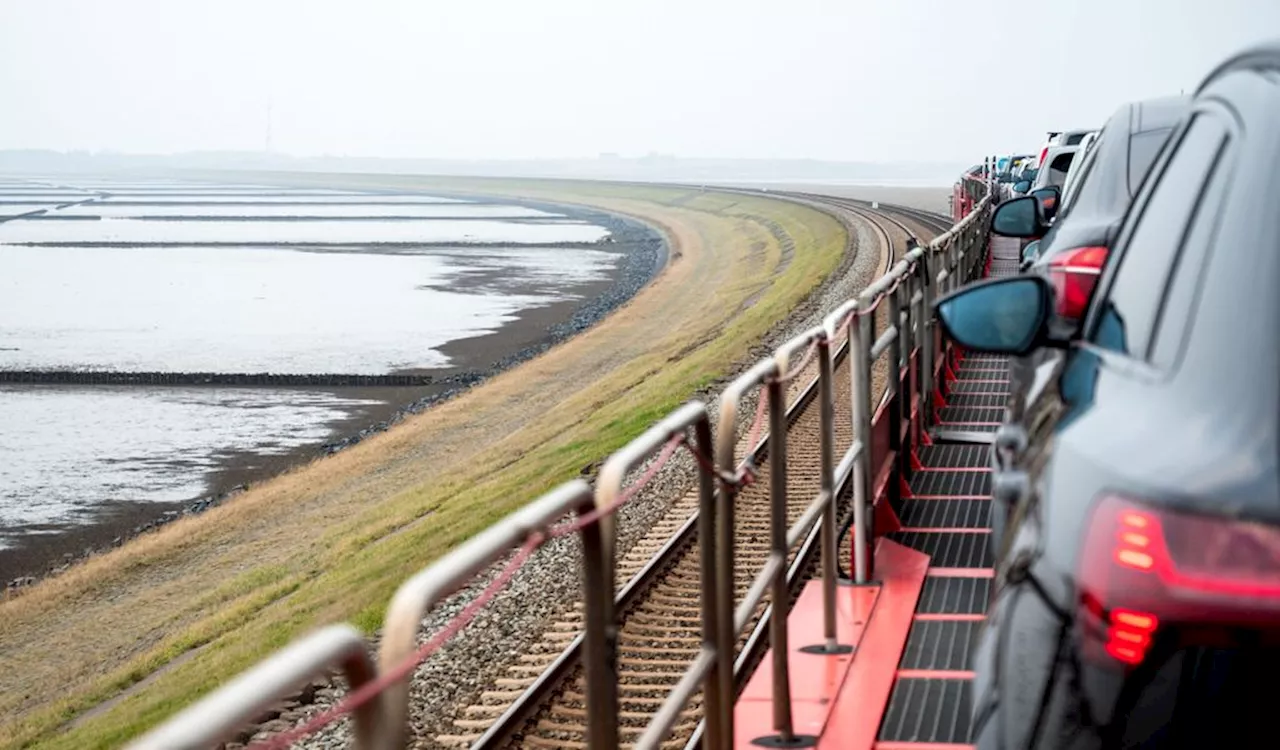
{"left": 990, "top": 94, "right": 1190, "bottom": 508}
{"left": 1035, "top": 128, "right": 1095, "bottom": 167}
{"left": 1049, "top": 131, "right": 1098, "bottom": 217}
{"left": 1031, "top": 143, "right": 1083, "bottom": 193}
{"left": 1019, "top": 98, "right": 1185, "bottom": 270}
{"left": 935, "top": 40, "right": 1280, "bottom": 750}
{"left": 1016, "top": 130, "right": 1100, "bottom": 270}
{"left": 1005, "top": 156, "right": 1040, "bottom": 199}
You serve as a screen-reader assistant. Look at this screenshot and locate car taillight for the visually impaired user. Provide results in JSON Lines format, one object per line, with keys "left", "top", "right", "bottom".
{"left": 1078, "top": 494, "right": 1280, "bottom": 668}
{"left": 1047, "top": 246, "right": 1107, "bottom": 319}
{"left": 1037, "top": 146, "right": 1049, "bottom": 168}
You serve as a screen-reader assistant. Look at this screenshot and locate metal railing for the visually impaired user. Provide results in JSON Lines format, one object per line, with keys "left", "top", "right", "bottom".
{"left": 127, "top": 177, "right": 992, "bottom": 750}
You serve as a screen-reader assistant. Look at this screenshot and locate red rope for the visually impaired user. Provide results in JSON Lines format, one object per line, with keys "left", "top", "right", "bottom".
{"left": 247, "top": 536, "right": 541, "bottom": 750}
{"left": 833, "top": 311, "right": 856, "bottom": 341}
{"left": 774, "top": 339, "right": 819, "bottom": 384}
{"left": 681, "top": 440, "right": 748, "bottom": 489}
{"left": 744, "top": 389, "right": 768, "bottom": 456}
{"left": 546, "top": 434, "right": 684, "bottom": 539}
{"left": 248, "top": 434, "right": 688, "bottom": 749}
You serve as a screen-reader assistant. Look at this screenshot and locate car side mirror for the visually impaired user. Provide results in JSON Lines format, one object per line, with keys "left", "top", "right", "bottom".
{"left": 1012, "top": 180, "right": 1031, "bottom": 193}
{"left": 934, "top": 276, "right": 1054, "bottom": 355}
{"left": 991, "top": 195, "right": 1048, "bottom": 238}
{"left": 1031, "top": 186, "right": 1061, "bottom": 221}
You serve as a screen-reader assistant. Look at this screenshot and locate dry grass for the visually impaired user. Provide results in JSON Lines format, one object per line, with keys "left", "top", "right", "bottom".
{"left": 0, "top": 177, "right": 846, "bottom": 749}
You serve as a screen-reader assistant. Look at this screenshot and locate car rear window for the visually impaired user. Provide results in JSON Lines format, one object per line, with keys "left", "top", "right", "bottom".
{"left": 1127, "top": 127, "right": 1175, "bottom": 197}
{"left": 1047, "top": 152, "right": 1075, "bottom": 186}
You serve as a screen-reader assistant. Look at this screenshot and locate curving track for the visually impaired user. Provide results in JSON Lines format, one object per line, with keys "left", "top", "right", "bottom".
{"left": 435, "top": 195, "right": 952, "bottom": 750}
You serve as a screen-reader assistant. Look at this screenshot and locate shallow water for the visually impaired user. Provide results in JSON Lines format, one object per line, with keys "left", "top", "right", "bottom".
{"left": 0, "top": 385, "right": 381, "bottom": 550}
{"left": 52, "top": 203, "right": 566, "bottom": 219}
{"left": 68, "top": 193, "right": 475, "bottom": 204}
{"left": 0, "top": 177, "right": 635, "bottom": 570}
{"left": 0, "top": 243, "right": 620, "bottom": 373}
{"left": 0, "top": 217, "right": 609, "bottom": 244}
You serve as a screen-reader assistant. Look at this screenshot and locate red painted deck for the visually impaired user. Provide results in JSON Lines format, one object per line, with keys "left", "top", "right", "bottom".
{"left": 733, "top": 542, "right": 928, "bottom": 750}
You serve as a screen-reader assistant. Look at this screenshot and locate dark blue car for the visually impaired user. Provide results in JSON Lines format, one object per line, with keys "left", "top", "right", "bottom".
{"left": 937, "top": 40, "right": 1280, "bottom": 750}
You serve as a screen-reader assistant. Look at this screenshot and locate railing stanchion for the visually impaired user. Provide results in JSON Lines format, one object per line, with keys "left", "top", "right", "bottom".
{"left": 766, "top": 375, "right": 795, "bottom": 742}
{"left": 581, "top": 494, "right": 619, "bottom": 750}
{"left": 886, "top": 287, "right": 903, "bottom": 507}
{"left": 692, "top": 414, "right": 729, "bottom": 750}
{"left": 714, "top": 359, "right": 776, "bottom": 749}
{"left": 855, "top": 299, "right": 876, "bottom": 580}
{"left": 920, "top": 252, "right": 936, "bottom": 439}
{"left": 847, "top": 300, "right": 871, "bottom": 584}
{"left": 816, "top": 334, "right": 839, "bottom": 651}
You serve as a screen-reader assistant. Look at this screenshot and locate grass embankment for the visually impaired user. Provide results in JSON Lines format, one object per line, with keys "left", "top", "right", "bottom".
{"left": 0, "top": 177, "right": 846, "bottom": 749}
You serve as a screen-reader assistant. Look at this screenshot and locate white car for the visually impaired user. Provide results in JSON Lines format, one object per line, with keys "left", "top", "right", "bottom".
{"left": 1031, "top": 143, "right": 1083, "bottom": 191}
{"left": 1056, "top": 130, "right": 1100, "bottom": 209}
{"left": 1033, "top": 128, "right": 1094, "bottom": 169}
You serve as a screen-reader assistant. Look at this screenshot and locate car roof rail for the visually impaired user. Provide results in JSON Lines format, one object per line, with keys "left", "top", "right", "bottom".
{"left": 1196, "top": 39, "right": 1280, "bottom": 93}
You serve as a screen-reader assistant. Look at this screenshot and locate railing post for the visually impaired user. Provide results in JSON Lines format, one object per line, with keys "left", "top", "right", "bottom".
{"left": 714, "top": 359, "right": 776, "bottom": 750}
{"left": 580, "top": 500, "right": 619, "bottom": 750}
{"left": 919, "top": 252, "right": 935, "bottom": 444}
{"left": 836, "top": 301, "right": 871, "bottom": 585}
{"left": 773, "top": 329, "right": 851, "bottom": 665}
{"left": 815, "top": 335, "right": 844, "bottom": 653}
{"left": 692, "top": 414, "right": 728, "bottom": 750}
{"left": 886, "top": 287, "right": 903, "bottom": 509}
{"left": 899, "top": 264, "right": 917, "bottom": 466}
{"left": 946, "top": 240, "right": 959, "bottom": 295}
{"left": 766, "top": 375, "right": 795, "bottom": 742}
{"left": 855, "top": 302, "right": 875, "bottom": 580}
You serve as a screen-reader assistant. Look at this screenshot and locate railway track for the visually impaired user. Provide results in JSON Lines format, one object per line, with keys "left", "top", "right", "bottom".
{"left": 437, "top": 196, "right": 951, "bottom": 750}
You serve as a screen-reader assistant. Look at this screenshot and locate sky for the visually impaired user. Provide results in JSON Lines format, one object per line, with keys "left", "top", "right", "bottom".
{"left": 1, "top": 0, "right": 1277, "bottom": 164}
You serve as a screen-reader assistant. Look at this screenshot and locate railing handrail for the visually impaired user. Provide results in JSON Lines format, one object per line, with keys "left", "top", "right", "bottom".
{"left": 127, "top": 624, "right": 380, "bottom": 750}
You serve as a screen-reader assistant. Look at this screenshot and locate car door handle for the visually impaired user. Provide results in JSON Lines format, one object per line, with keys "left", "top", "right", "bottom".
{"left": 992, "top": 424, "right": 1028, "bottom": 471}
{"left": 992, "top": 470, "right": 1029, "bottom": 509}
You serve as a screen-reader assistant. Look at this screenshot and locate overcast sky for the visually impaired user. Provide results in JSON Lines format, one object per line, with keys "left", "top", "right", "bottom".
{"left": 1, "top": 0, "right": 1276, "bottom": 163}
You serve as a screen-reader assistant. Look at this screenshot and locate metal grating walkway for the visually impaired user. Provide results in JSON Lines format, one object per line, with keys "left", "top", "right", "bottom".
{"left": 875, "top": 235, "right": 1019, "bottom": 748}
{"left": 880, "top": 678, "right": 974, "bottom": 744}
{"left": 888, "top": 532, "right": 991, "bottom": 569}
{"left": 898, "top": 499, "right": 990, "bottom": 529}
{"left": 915, "top": 576, "right": 991, "bottom": 615}
{"left": 900, "top": 620, "right": 981, "bottom": 671}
